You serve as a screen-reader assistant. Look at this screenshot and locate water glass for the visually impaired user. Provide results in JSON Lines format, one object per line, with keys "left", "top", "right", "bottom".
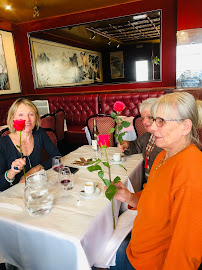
{"left": 52, "top": 156, "right": 63, "bottom": 172}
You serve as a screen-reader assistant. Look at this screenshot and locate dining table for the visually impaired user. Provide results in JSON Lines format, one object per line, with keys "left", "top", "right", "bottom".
{"left": 0, "top": 145, "right": 142, "bottom": 270}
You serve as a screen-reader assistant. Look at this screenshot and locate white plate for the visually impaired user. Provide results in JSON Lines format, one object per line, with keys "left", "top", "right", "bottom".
{"left": 110, "top": 157, "right": 125, "bottom": 164}
{"left": 71, "top": 163, "right": 91, "bottom": 168}
{"left": 79, "top": 187, "right": 100, "bottom": 199}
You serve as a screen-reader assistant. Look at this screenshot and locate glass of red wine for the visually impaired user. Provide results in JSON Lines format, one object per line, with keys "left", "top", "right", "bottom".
{"left": 58, "top": 166, "right": 74, "bottom": 199}
{"left": 52, "top": 156, "right": 63, "bottom": 173}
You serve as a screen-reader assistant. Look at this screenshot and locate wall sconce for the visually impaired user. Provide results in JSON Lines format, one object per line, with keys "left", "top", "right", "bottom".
{"left": 108, "top": 40, "right": 111, "bottom": 45}
{"left": 89, "top": 33, "right": 96, "bottom": 40}
{"left": 33, "top": 0, "right": 39, "bottom": 18}
{"left": 117, "top": 44, "right": 120, "bottom": 48}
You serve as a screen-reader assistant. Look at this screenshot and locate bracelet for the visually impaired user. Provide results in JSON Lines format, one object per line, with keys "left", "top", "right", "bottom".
{"left": 5, "top": 170, "right": 15, "bottom": 186}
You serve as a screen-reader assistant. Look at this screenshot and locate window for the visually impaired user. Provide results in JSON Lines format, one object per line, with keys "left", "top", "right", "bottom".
{"left": 176, "top": 28, "right": 202, "bottom": 88}
{"left": 136, "top": 60, "right": 149, "bottom": 82}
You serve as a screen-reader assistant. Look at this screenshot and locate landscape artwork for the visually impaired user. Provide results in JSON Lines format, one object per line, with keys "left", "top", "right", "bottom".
{"left": 0, "top": 34, "right": 10, "bottom": 90}
{"left": 30, "top": 38, "right": 103, "bottom": 88}
{"left": 110, "top": 51, "right": 124, "bottom": 79}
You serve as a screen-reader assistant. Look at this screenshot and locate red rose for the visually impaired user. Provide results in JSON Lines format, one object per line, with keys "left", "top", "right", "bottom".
{"left": 13, "top": 119, "right": 26, "bottom": 131}
{"left": 113, "top": 101, "right": 125, "bottom": 112}
{"left": 98, "top": 134, "right": 110, "bottom": 148}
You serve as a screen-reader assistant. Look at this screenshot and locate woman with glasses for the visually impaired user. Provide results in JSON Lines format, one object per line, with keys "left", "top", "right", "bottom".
{"left": 117, "top": 98, "right": 162, "bottom": 188}
{"left": 110, "top": 92, "right": 202, "bottom": 270}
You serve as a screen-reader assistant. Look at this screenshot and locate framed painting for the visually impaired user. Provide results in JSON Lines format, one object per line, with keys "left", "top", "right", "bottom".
{"left": 110, "top": 51, "right": 124, "bottom": 79}
{"left": 0, "top": 30, "right": 21, "bottom": 95}
{"left": 30, "top": 37, "right": 103, "bottom": 88}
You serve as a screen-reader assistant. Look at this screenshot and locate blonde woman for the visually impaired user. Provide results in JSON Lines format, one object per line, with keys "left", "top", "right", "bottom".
{"left": 0, "top": 98, "right": 60, "bottom": 191}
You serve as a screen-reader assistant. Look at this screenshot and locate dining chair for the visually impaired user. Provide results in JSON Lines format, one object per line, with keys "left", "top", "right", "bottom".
{"left": 0, "top": 127, "right": 10, "bottom": 137}
{"left": 40, "top": 113, "right": 55, "bottom": 131}
{"left": 42, "top": 128, "right": 57, "bottom": 162}
{"left": 87, "top": 114, "right": 115, "bottom": 146}
{"left": 53, "top": 109, "right": 65, "bottom": 142}
{"left": 197, "top": 127, "right": 202, "bottom": 150}
{"left": 133, "top": 115, "right": 146, "bottom": 138}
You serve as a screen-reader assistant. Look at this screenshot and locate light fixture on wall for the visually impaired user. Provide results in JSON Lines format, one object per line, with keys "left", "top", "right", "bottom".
{"left": 33, "top": 0, "right": 39, "bottom": 18}
{"left": 5, "top": 5, "right": 12, "bottom": 10}
{"left": 108, "top": 40, "right": 111, "bottom": 45}
{"left": 89, "top": 33, "right": 96, "bottom": 40}
{"left": 117, "top": 44, "right": 120, "bottom": 48}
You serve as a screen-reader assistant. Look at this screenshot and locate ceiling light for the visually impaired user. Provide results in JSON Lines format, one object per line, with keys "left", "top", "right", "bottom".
{"left": 5, "top": 5, "right": 12, "bottom": 10}
{"left": 133, "top": 14, "right": 147, "bottom": 20}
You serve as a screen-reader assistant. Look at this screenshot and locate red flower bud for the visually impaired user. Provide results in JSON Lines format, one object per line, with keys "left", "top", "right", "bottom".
{"left": 113, "top": 101, "right": 125, "bottom": 112}
{"left": 13, "top": 119, "right": 26, "bottom": 131}
{"left": 98, "top": 134, "right": 110, "bottom": 148}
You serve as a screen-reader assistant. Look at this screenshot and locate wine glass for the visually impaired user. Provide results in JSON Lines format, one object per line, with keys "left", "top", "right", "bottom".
{"left": 52, "top": 156, "right": 63, "bottom": 172}
{"left": 58, "top": 166, "right": 74, "bottom": 199}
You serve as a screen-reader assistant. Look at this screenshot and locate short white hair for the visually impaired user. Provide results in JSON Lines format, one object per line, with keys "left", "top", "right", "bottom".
{"left": 139, "top": 98, "right": 158, "bottom": 114}
{"left": 151, "top": 92, "right": 201, "bottom": 146}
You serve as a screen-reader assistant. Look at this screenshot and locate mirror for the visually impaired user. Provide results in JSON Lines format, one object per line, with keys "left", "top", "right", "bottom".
{"left": 29, "top": 9, "right": 161, "bottom": 87}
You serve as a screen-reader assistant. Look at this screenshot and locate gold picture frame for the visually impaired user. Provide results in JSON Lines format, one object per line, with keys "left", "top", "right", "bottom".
{"left": 110, "top": 51, "right": 124, "bottom": 79}
{"left": 0, "top": 30, "right": 21, "bottom": 95}
{"left": 30, "top": 37, "right": 103, "bottom": 88}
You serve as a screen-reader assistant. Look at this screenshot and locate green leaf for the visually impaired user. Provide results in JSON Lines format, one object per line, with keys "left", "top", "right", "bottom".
{"left": 113, "top": 176, "right": 121, "bottom": 183}
{"left": 118, "top": 134, "right": 123, "bottom": 143}
{"left": 102, "top": 161, "right": 110, "bottom": 168}
{"left": 105, "top": 184, "right": 117, "bottom": 201}
{"left": 111, "top": 111, "right": 117, "bottom": 119}
{"left": 118, "top": 125, "right": 123, "bottom": 132}
{"left": 118, "top": 164, "right": 127, "bottom": 171}
{"left": 16, "top": 145, "right": 20, "bottom": 149}
{"left": 103, "top": 179, "right": 111, "bottom": 186}
{"left": 114, "top": 134, "right": 118, "bottom": 138}
{"left": 98, "top": 171, "right": 104, "bottom": 179}
{"left": 87, "top": 164, "right": 102, "bottom": 172}
{"left": 121, "top": 121, "right": 130, "bottom": 128}
{"left": 109, "top": 128, "right": 115, "bottom": 133}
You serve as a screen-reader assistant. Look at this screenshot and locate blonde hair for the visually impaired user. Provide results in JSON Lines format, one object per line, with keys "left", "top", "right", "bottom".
{"left": 7, "top": 98, "right": 41, "bottom": 133}
{"left": 139, "top": 98, "right": 158, "bottom": 114}
{"left": 151, "top": 92, "right": 201, "bottom": 146}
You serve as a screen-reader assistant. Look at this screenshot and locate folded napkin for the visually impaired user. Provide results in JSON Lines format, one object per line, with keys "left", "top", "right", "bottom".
{"left": 94, "top": 209, "right": 138, "bottom": 268}
{"left": 0, "top": 202, "right": 23, "bottom": 212}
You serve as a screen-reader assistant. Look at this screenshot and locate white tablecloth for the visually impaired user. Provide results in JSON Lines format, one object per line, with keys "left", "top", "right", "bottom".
{"left": 0, "top": 145, "right": 142, "bottom": 269}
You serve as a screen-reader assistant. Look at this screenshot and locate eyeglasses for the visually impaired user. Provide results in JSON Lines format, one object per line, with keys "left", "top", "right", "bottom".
{"left": 149, "top": 116, "right": 184, "bottom": 127}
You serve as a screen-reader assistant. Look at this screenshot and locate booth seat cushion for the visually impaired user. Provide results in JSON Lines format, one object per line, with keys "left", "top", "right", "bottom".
{"left": 100, "top": 91, "right": 164, "bottom": 117}
{"left": 48, "top": 94, "right": 99, "bottom": 127}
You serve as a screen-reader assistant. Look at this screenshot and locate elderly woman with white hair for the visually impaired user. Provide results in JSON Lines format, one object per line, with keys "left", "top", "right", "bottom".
{"left": 110, "top": 92, "right": 202, "bottom": 270}
{"left": 117, "top": 98, "right": 162, "bottom": 188}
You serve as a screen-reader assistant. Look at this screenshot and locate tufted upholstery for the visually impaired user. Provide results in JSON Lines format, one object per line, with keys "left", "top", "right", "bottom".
{"left": 48, "top": 94, "right": 99, "bottom": 144}
{"left": 100, "top": 91, "right": 164, "bottom": 117}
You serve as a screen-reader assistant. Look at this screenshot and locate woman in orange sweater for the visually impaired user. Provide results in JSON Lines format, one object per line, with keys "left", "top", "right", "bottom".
{"left": 111, "top": 92, "right": 202, "bottom": 270}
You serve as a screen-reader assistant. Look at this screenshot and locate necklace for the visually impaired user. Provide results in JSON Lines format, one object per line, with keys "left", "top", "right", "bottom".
{"left": 145, "top": 134, "right": 156, "bottom": 169}
{"left": 155, "top": 143, "right": 191, "bottom": 170}
{"left": 27, "top": 156, "right": 32, "bottom": 169}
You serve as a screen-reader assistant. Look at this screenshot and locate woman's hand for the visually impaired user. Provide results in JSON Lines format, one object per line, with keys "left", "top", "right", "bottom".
{"left": 7, "top": 158, "right": 26, "bottom": 181}
{"left": 19, "top": 164, "right": 44, "bottom": 183}
{"left": 107, "top": 181, "right": 138, "bottom": 208}
{"left": 117, "top": 141, "right": 130, "bottom": 152}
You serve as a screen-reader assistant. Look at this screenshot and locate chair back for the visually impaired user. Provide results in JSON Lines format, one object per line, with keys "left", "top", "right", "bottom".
{"left": 53, "top": 109, "right": 65, "bottom": 141}
{"left": 87, "top": 114, "right": 115, "bottom": 146}
{"left": 40, "top": 114, "right": 55, "bottom": 131}
{"left": 42, "top": 128, "right": 57, "bottom": 162}
{"left": 0, "top": 127, "right": 10, "bottom": 137}
{"left": 133, "top": 115, "right": 146, "bottom": 137}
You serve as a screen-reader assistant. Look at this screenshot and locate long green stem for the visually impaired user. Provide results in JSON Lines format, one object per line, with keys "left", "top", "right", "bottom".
{"left": 104, "top": 147, "right": 111, "bottom": 182}
{"left": 20, "top": 131, "right": 26, "bottom": 185}
{"left": 104, "top": 147, "right": 115, "bottom": 229}
{"left": 111, "top": 199, "right": 115, "bottom": 230}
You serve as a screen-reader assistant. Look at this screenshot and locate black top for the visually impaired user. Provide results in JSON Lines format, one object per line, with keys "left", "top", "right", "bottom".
{"left": 0, "top": 127, "right": 61, "bottom": 191}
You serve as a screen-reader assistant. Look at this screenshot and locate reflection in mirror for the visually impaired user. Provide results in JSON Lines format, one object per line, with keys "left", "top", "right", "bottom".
{"left": 29, "top": 9, "right": 161, "bottom": 87}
